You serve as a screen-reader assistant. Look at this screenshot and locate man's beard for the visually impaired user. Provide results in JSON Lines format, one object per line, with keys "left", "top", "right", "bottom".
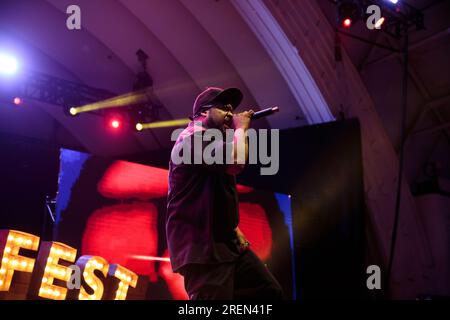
{"left": 207, "top": 117, "right": 229, "bottom": 132}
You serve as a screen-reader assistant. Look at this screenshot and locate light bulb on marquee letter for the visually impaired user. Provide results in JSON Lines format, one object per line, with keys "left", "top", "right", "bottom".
{"left": 76, "top": 255, "right": 109, "bottom": 300}
{"left": 1, "top": 229, "right": 144, "bottom": 300}
{"left": 36, "top": 242, "right": 77, "bottom": 300}
{"left": 109, "top": 264, "right": 138, "bottom": 300}
{"left": 0, "top": 230, "right": 40, "bottom": 291}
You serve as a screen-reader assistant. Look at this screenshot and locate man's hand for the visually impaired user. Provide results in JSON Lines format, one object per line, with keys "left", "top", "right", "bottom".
{"left": 225, "top": 110, "right": 254, "bottom": 175}
{"left": 235, "top": 227, "right": 250, "bottom": 253}
{"left": 232, "top": 110, "right": 254, "bottom": 130}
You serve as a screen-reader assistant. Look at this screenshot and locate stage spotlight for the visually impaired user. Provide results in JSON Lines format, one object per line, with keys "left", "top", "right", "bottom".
{"left": 13, "top": 97, "right": 22, "bottom": 106}
{"left": 135, "top": 118, "right": 190, "bottom": 130}
{"left": 343, "top": 18, "right": 352, "bottom": 28}
{"left": 129, "top": 103, "right": 157, "bottom": 132}
{"left": 337, "top": 0, "right": 361, "bottom": 28}
{"left": 71, "top": 90, "right": 148, "bottom": 115}
{"left": 111, "top": 119, "right": 120, "bottom": 129}
{"left": 387, "top": 0, "right": 399, "bottom": 4}
{"left": 104, "top": 112, "right": 125, "bottom": 131}
{"left": 0, "top": 53, "right": 18, "bottom": 75}
{"left": 69, "top": 107, "right": 77, "bottom": 116}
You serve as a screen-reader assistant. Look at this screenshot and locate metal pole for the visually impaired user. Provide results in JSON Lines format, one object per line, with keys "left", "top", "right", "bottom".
{"left": 385, "top": 25, "right": 409, "bottom": 296}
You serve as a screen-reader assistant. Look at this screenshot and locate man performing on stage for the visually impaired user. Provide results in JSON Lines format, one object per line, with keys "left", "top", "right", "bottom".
{"left": 166, "top": 87, "right": 284, "bottom": 300}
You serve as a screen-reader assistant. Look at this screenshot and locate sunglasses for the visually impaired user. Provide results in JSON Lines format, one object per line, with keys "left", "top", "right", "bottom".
{"left": 191, "top": 104, "right": 233, "bottom": 120}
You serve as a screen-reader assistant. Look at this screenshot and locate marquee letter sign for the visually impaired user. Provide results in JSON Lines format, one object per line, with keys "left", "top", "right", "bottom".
{"left": 0, "top": 229, "right": 138, "bottom": 300}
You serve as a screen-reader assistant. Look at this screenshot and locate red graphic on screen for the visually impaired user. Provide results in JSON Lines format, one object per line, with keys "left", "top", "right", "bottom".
{"left": 158, "top": 250, "right": 189, "bottom": 300}
{"left": 238, "top": 203, "right": 273, "bottom": 261}
{"left": 236, "top": 184, "right": 254, "bottom": 194}
{"left": 81, "top": 203, "right": 159, "bottom": 281}
{"left": 98, "top": 161, "right": 168, "bottom": 200}
{"left": 83, "top": 160, "right": 273, "bottom": 299}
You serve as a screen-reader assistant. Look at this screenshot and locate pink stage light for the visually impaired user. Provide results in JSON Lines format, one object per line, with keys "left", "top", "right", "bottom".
{"left": 343, "top": 18, "right": 352, "bottom": 28}
{"left": 13, "top": 97, "right": 22, "bottom": 105}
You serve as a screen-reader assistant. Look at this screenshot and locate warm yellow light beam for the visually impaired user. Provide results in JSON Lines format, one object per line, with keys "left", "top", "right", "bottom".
{"left": 135, "top": 118, "right": 190, "bottom": 131}
{"left": 69, "top": 90, "right": 149, "bottom": 115}
{"left": 129, "top": 255, "right": 171, "bottom": 262}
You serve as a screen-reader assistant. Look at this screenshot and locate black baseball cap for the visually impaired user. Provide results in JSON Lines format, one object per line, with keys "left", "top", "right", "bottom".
{"left": 192, "top": 87, "right": 243, "bottom": 119}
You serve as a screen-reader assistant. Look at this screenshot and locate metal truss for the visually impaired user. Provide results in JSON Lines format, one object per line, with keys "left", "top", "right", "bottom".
{"left": 18, "top": 70, "right": 115, "bottom": 111}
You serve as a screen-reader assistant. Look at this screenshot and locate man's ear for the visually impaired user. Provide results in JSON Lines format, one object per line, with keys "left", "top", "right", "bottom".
{"left": 200, "top": 110, "right": 208, "bottom": 117}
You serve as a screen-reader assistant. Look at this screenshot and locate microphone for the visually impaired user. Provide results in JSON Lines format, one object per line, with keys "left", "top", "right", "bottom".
{"left": 251, "top": 106, "right": 279, "bottom": 120}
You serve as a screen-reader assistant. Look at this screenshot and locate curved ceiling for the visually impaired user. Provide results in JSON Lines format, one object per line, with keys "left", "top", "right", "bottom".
{"left": 0, "top": 0, "right": 314, "bottom": 157}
